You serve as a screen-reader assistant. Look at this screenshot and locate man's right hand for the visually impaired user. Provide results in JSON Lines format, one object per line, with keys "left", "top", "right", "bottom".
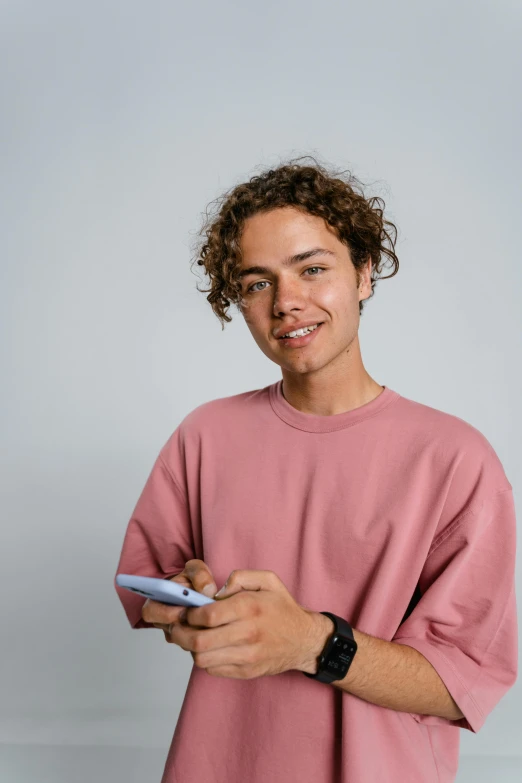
{"left": 141, "top": 559, "right": 219, "bottom": 641}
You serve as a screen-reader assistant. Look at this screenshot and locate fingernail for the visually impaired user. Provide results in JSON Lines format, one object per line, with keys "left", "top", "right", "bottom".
{"left": 203, "top": 584, "right": 217, "bottom": 597}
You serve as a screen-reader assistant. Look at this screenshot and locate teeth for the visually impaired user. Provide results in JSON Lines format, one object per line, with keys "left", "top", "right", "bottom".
{"left": 282, "top": 323, "right": 320, "bottom": 338}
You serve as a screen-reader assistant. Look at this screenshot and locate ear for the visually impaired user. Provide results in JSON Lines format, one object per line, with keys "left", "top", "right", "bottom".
{"left": 358, "top": 256, "right": 373, "bottom": 298}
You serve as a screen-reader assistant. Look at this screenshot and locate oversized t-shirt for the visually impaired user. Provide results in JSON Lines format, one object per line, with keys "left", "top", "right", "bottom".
{"left": 114, "top": 381, "right": 518, "bottom": 783}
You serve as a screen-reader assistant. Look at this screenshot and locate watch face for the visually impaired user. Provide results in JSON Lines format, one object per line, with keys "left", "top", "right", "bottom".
{"left": 323, "top": 635, "right": 356, "bottom": 676}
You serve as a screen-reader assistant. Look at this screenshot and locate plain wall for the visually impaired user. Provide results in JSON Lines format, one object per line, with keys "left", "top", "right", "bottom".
{"left": 1, "top": 0, "right": 520, "bottom": 758}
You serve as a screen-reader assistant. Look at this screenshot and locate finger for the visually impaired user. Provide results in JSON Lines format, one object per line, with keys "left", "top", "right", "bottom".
{"left": 183, "top": 559, "right": 218, "bottom": 598}
{"left": 161, "top": 623, "right": 173, "bottom": 643}
{"left": 144, "top": 601, "right": 187, "bottom": 625}
{"left": 154, "top": 617, "right": 187, "bottom": 642}
{"left": 184, "top": 590, "right": 246, "bottom": 629}
{"left": 154, "top": 613, "right": 190, "bottom": 631}
{"left": 165, "top": 574, "right": 192, "bottom": 587}
{"left": 181, "top": 616, "right": 249, "bottom": 656}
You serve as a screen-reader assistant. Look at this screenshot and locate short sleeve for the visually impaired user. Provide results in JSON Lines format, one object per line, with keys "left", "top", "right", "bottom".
{"left": 392, "top": 487, "right": 518, "bottom": 733}
{"left": 113, "top": 427, "right": 196, "bottom": 629}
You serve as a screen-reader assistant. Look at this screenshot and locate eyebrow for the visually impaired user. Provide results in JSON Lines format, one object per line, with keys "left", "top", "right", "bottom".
{"left": 237, "top": 247, "right": 336, "bottom": 280}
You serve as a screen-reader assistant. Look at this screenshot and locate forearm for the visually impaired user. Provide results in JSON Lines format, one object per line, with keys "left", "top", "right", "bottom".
{"left": 298, "top": 612, "right": 464, "bottom": 721}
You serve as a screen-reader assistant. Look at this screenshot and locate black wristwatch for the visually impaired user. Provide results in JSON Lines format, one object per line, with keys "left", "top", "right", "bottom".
{"left": 303, "top": 612, "right": 358, "bottom": 683}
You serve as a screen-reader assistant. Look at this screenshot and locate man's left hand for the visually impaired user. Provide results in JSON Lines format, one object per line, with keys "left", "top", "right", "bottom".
{"left": 166, "top": 569, "right": 322, "bottom": 679}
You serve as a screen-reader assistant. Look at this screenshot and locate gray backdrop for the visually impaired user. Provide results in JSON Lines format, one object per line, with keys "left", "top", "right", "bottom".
{"left": 1, "top": 0, "right": 520, "bottom": 774}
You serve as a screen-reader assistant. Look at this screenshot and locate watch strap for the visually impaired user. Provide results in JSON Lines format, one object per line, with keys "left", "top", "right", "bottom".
{"left": 303, "top": 612, "right": 357, "bottom": 683}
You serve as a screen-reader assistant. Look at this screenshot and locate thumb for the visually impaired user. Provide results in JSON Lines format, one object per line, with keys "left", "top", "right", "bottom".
{"left": 201, "top": 581, "right": 218, "bottom": 598}
{"left": 214, "top": 569, "right": 278, "bottom": 599}
{"left": 214, "top": 582, "right": 228, "bottom": 599}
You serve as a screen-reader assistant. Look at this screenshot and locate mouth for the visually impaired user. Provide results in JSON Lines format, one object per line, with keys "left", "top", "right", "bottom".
{"left": 277, "top": 322, "right": 324, "bottom": 347}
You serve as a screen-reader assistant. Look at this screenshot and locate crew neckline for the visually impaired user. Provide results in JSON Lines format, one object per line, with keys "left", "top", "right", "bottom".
{"left": 268, "top": 379, "right": 401, "bottom": 433}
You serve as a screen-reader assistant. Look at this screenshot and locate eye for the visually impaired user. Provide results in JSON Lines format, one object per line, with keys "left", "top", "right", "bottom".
{"left": 247, "top": 266, "right": 325, "bottom": 293}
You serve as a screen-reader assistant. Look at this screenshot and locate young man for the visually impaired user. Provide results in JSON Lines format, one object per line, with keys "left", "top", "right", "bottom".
{"left": 115, "top": 159, "right": 517, "bottom": 783}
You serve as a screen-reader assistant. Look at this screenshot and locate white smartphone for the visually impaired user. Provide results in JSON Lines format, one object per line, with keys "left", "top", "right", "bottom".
{"left": 116, "top": 573, "right": 215, "bottom": 607}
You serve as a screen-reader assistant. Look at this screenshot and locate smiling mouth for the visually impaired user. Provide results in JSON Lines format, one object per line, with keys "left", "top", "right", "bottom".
{"left": 278, "top": 322, "right": 324, "bottom": 339}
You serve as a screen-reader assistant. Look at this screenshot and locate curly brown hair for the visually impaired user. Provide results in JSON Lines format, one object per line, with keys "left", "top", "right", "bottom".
{"left": 189, "top": 154, "right": 399, "bottom": 331}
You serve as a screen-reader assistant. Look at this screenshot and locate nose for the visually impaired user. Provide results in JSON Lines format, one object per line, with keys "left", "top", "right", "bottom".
{"left": 272, "top": 284, "right": 308, "bottom": 316}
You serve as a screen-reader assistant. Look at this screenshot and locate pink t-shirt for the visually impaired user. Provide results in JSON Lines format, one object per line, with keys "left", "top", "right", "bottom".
{"left": 114, "top": 381, "right": 518, "bottom": 783}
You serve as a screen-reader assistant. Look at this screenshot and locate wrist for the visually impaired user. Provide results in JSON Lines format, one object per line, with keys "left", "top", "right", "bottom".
{"left": 297, "top": 610, "right": 335, "bottom": 674}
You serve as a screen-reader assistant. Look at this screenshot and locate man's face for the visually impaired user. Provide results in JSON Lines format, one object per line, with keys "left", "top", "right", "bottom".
{"left": 236, "top": 206, "right": 372, "bottom": 375}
